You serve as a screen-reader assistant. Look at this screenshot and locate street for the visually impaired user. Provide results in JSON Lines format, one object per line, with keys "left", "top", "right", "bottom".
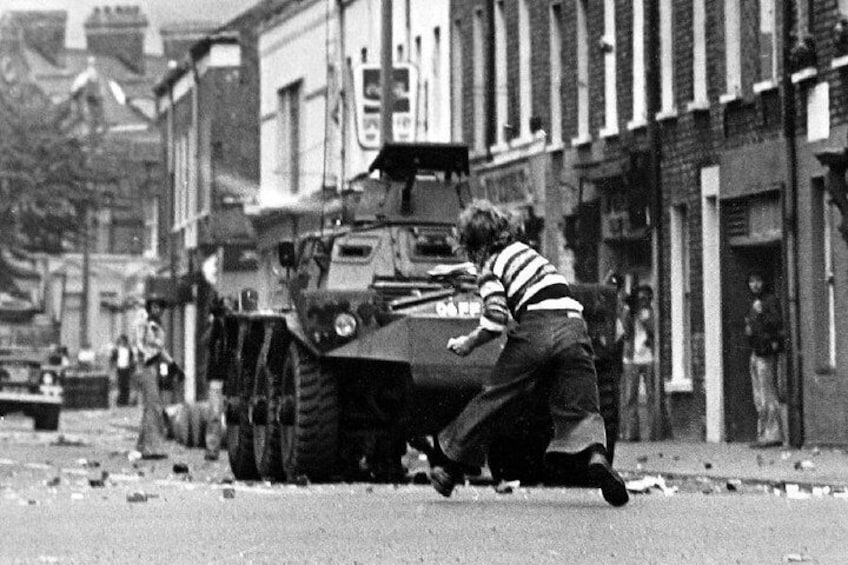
{"left": 1, "top": 408, "right": 847, "bottom": 565}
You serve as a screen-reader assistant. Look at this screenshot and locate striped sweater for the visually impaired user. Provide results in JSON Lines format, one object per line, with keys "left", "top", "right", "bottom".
{"left": 477, "top": 241, "right": 581, "bottom": 333}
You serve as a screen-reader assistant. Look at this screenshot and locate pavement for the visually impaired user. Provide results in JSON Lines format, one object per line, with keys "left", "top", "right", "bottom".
{"left": 614, "top": 440, "right": 848, "bottom": 490}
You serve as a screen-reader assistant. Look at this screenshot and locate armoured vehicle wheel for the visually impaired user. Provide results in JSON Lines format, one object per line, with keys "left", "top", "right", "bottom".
{"left": 252, "top": 369, "right": 285, "bottom": 481}
{"left": 279, "top": 342, "right": 339, "bottom": 482}
{"left": 33, "top": 406, "right": 60, "bottom": 431}
{"left": 227, "top": 401, "right": 261, "bottom": 480}
{"left": 189, "top": 401, "right": 206, "bottom": 448}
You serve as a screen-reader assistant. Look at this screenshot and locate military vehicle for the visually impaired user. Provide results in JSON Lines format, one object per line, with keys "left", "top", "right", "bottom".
{"left": 217, "top": 143, "right": 620, "bottom": 484}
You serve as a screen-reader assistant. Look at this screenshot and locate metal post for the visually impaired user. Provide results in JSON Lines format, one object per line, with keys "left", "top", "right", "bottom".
{"left": 380, "top": 0, "right": 394, "bottom": 145}
{"left": 645, "top": 0, "right": 670, "bottom": 439}
{"left": 781, "top": 0, "right": 803, "bottom": 446}
{"left": 80, "top": 205, "right": 91, "bottom": 350}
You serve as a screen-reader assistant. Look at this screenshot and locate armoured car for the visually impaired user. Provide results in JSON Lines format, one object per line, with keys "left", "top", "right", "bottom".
{"left": 218, "top": 143, "right": 620, "bottom": 483}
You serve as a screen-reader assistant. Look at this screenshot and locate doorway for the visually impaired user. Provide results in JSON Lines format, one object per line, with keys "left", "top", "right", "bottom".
{"left": 720, "top": 241, "right": 784, "bottom": 442}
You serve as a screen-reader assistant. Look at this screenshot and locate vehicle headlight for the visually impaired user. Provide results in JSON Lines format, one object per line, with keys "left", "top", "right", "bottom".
{"left": 333, "top": 312, "right": 358, "bottom": 338}
{"left": 41, "top": 371, "right": 55, "bottom": 386}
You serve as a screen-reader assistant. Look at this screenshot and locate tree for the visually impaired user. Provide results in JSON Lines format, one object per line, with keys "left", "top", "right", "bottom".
{"left": 0, "top": 68, "right": 106, "bottom": 295}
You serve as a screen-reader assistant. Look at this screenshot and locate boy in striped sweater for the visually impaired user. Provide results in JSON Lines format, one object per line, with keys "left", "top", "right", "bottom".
{"left": 429, "top": 200, "right": 628, "bottom": 507}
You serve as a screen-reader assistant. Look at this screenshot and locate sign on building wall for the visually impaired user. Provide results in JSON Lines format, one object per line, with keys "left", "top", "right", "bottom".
{"left": 353, "top": 63, "right": 418, "bottom": 149}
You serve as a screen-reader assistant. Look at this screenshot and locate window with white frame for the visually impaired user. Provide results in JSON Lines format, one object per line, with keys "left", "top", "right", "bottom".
{"left": 494, "top": 0, "right": 508, "bottom": 146}
{"left": 659, "top": 0, "right": 675, "bottom": 114}
{"left": 451, "top": 20, "right": 463, "bottom": 142}
{"left": 143, "top": 196, "right": 158, "bottom": 257}
{"left": 723, "top": 0, "right": 741, "bottom": 98}
{"left": 602, "top": 0, "right": 618, "bottom": 134}
{"left": 518, "top": 0, "right": 532, "bottom": 139}
{"left": 472, "top": 9, "right": 485, "bottom": 153}
{"left": 691, "top": 0, "right": 707, "bottom": 105}
{"left": 549, "top": 3, "right": 563, "bottom": 144}
{"left": 759, "top": 0, "right": 777, "bottom": 84}
{"left": 432, "top": 26, "right": 442, "bottom": 141}
{"left": 630, "top": 0, "right": 646, "bottom": 126}
{"left": 575, "top": 0, "right": 589, "bottom": 142}
{"left": 669, "top": 204, "right": 692, "bottom": 391}
{"left": 173, "top": 132, "right": 189, "bottom": 226}
{"left": 823, "top": 185, "right": 837, "bottom": 369}
{"left": 277, "top": 81, "right": 301, "bottom": 195}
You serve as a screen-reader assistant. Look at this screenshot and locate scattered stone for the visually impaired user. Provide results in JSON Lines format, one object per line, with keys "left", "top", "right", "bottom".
{"left": 726, "top": 479, "right": 742, "bottom": 492}
{"left": 70, "top": 493, "right": 84, "bottom": 501}
{"left": 127, "top": 451, "right": 142, "bottom": 462}
{"left": 126, "top": 492, "right": 148, "bottom": 503}
{"left": 44, "top": 476, "right": 61, "bottom": 487}
{"left": 172, "top": 463, "right": 190, "bottom": 474}
{"left": 756, "top": 454, "right": 764, "bottom": 467}
{"left": 221, "top": 487, "right": 235, "bottom": 499}
{"left": 783, "top": 553, "right": 814, "bottom": 562}
{"left": 494, "top": 480, "right": 520, "bottom": 495}
{"left": 365, "top": 486, "right": 374, "bottom": 494}
{"left": 794, "top": 460, "right": 815, "bottom": 471}
{"left": 704, "top": 462, "right": 713, "bottom": 470}
{"left": 636, "top": 455, "right": 649, "bottom": 464}
{"left": 50, "top": 435, "right": 87, "bottom": 447}
{"left": 88, "top": 471, "right": 109, "bottom": 488}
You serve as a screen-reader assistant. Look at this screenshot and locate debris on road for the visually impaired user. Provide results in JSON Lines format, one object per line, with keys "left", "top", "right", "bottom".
{"left": 494, "top": 480, "right": 520, "bottom": 494}
{"left": 783, "top": 553, "right": 814, "bottom": 562}
{"left": 127, "top": 450, "right": 142, "bottom": 462}
{"left": 221, "top": 487, "right": 235, "bottom": 499}
{"left": 44, "top": 476, "right": 61, "bottom": 487}
{"left": 172, "top": 463, "right": 189, "bottom": 474}
{"left": 703, "top": 462, "right": 713, "bottom": 470}
{"left": 88, "top": 470, "right": 109, "bottom": 488}
{"left": 794, "top": 460, "right": 815, "bottom": 471}
{"left": 625, "top": 475, "right": 677, "bottom": 496}
{"left": 50, "top": 435, "right": 87, "bottom": 447}
{"left": 725, "top": 479, "right": 742, "bottom": 492}
{"left": 126, "top": 492, "right": 148, "bottom": 503}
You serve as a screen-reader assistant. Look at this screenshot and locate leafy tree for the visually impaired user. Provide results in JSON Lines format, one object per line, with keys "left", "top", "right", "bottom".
{"left": 0, "top": 74, "right": 107, "bottom": 294}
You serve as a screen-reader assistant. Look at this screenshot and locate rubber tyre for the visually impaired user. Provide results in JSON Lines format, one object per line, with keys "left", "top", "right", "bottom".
{"left": 171, "top": 403, "right": 191, "bottom": 446}
{"left": 227, "top": 401, "right": 261, "bottom": 481}
{"left": 253, "top": 370, "right": 285, "bottom": 481}
{"left": 33, "top": 406, "right": 60, "bottom": 431}
{"left": 189, "top": 401, "right": 206, "bottom": 449}
{"left": 279, "top": 342, "right": 339, "bottom": 482}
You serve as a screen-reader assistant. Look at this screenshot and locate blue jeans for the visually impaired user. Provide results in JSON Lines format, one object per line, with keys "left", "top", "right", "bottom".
{"left": 438, "top": 310, "right": 608, "bottom": 468}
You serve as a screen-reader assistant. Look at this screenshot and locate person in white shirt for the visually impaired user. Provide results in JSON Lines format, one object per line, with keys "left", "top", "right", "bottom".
{"left": 619, "top": 285, "right": 657, "bottom": 441}
{"left": 111, "top": 334, "right": 135, "bottom": 406}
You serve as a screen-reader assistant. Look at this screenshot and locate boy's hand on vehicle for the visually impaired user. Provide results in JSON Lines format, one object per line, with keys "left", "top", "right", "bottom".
{"left": 447, "top": 335, "right": 473, "bottom": 357}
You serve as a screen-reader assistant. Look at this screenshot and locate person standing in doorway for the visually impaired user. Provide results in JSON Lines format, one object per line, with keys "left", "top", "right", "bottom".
{"left": 745, "top": 271, "right": 784, "bottom": 448}
{"left": 111, "top": 334, "right": 135, "bottom": 407}
{"left": 135, "top": 298, "right": 170, "bottom": 459}
{"left": 620, "top": 284, "right": 656, "bottom": 442}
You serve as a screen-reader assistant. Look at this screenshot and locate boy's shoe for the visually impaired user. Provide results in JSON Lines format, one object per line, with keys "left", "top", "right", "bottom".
{"left": 587, "top": 450, "right": 629, "bottom": 507}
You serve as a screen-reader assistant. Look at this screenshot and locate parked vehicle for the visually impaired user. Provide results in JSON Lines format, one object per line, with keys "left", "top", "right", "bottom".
{"left": 216, "top": 143, "right": 621, "bottom": 483}
{"left": 0, "top": 350, "right": 64, "bottom": 430}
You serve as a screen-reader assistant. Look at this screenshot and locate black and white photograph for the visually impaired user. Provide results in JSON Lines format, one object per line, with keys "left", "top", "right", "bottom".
{"left": 1, "top": 1, "right": 847, "bottom": 563}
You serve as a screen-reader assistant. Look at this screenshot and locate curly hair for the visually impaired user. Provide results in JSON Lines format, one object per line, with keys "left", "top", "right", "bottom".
{"left": 457, "top": 199, "right": 516, "bottom": 263}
